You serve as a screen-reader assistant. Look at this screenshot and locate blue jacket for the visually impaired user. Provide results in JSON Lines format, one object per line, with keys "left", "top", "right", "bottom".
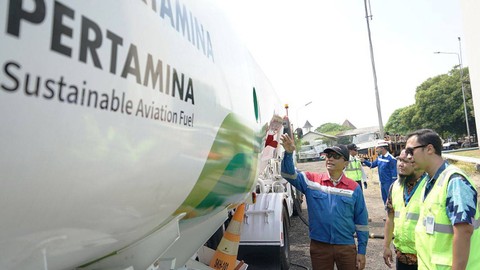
{"left": 281, "top": 152, "right": 369, "bottom": 254}
{"left": 363, "top": 152, "right": 397, "bottom": 185}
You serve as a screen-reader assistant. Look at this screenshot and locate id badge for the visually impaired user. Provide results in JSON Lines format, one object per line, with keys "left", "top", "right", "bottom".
{"left": 426, "top": 215, "right": 435, "bottom": 234}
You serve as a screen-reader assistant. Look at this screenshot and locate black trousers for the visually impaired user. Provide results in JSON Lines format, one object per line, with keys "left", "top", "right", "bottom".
{"left": 397, "top": 260, "right": 418, "bottom": 270}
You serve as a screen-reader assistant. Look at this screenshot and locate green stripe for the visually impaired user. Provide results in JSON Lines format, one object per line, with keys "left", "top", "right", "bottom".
{"left": 174, "top": 113, "right": 261, "bottom": 218}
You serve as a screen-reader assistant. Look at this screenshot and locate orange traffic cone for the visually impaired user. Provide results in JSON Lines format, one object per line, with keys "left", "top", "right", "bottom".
{"left": 209, "top": 204, "right": 245, "bottom": 270}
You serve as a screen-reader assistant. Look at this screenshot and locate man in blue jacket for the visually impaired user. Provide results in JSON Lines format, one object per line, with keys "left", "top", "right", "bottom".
{"left": 281, "top": 134, "right": 369, "bottom": 270}
{"left": 362, "top": 141, "right": 397, "bottom": 205}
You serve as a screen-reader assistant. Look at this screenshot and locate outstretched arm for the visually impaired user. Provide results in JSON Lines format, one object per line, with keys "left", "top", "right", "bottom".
{"left": 280, "top": 134, "right": 295, "bottom": 153}
{"left": 280, "top": 134, "right": 307, "bottom": 194}
{"left": 362, "top": 158, "right": 377, "bottom": 169}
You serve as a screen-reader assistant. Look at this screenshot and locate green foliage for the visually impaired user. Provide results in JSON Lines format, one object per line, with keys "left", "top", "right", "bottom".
{"left": 385, "top": 66, "right": 476, "bottom": 139}
{"left": 314, "top": 122, "right": 353, "bottom": 146}
{"left": 385, "top": 105, "right": 416, "bottom": 134}
{"left": 316, "top": 123, "right": 351, "bottom": 134}
{"left": 295, "top": 138, "right": 304, "bottom": 149}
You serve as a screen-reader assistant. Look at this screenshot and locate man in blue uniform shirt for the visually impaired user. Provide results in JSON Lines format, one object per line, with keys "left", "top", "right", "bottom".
{"left": 280, "top": 134, "right": 369, "bottom": 270}
{"left": 362, "top": 141, "right": 397, "bottom": 205}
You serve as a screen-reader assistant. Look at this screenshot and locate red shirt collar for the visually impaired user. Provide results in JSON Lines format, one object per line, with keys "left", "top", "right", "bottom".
{"left": 319, "top": 173, "right": 350, "bottom": 187}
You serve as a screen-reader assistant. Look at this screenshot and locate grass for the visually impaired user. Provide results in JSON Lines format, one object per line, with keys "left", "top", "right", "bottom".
{"left": 454, "top": 162, "right": 478, "bottom": 175}
{"left": 449, "top": 149, "right": 480, "bottom": 158}
{"left": 444, "top": 148, "right": 479, "bottom": 175}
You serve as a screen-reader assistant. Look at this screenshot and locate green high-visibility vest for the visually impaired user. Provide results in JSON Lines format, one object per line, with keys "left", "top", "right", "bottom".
{"left": 415, "top": 165, "right": 480, "bottom": 269}
{"left": 345, "top": 156, "right": 362, "bottom": 181}
{"left": 391, "top": 176, "right": 426, "bottom": 254}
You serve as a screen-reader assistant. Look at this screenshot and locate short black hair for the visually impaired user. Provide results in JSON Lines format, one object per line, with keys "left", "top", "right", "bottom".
{"left": 406, "top": 129, "right": 442, "bottom": 155}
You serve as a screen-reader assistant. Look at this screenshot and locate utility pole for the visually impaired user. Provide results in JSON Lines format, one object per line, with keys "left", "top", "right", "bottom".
{"left": 363, "top": 0, "right": 384, "bottom": 139}
{"left": 458, "top": 37, "right": 471, "bottom": 146}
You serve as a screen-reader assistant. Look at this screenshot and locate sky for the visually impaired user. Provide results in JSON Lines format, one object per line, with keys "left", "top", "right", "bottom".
{"left": 220, "top": 0, "right": 466, "bottom": 130}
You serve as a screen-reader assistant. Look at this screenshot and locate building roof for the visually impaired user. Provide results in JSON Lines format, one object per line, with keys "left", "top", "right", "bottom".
{"left": 303, "top": 131, "right": 337, "bottom": 140}
{"left": 303, "top": 120, "right": 313, "bottom": 129}
{"left": 342, "top": 119, "right": 356, "bottom": 129}
{"left": 336, "top": 126, "right": 380, "bottom": 137}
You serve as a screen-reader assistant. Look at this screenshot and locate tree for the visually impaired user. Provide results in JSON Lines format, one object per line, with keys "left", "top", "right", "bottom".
{"left": 385, "top": 105, "right": 416, "bottom": 134}
{"left": 315, "top": 123, "right": 353, "bottom": 145}
{"left": 385, "top": 66, "right": 476, "bottom": 139}
{"left": 316, "top": 123, "right": 351, "bottom": 134}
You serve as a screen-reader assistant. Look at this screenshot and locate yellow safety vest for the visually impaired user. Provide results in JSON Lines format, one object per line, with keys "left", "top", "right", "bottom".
{"left": 415, "top": 165, "right": 480, "bottom": 269}
{"left": 391, "top": 176, "right": 426, "bottom": 254}
{"left": 345, "top": 157, "right": 363, "bottom": 181}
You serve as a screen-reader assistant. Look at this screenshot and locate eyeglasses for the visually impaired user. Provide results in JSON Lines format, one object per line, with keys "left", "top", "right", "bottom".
{"left": 405, "top": 145, "right": 427, "bottom": 156}
{"left": 326, "top": 152, "right": 343, "bottom": 160}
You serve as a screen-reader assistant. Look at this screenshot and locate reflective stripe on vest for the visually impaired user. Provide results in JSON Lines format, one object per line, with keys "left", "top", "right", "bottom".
{"left": 421, "top": 215, "right": 480, "bottom": 234}
{"left": 391, "top": 177, "right": 426, "bottom": 254}
{"left": 394, "top": 211, "right": 420, "bottom": 221}
{"left": 415, "top": 165, "right": 480, "bottom": 269}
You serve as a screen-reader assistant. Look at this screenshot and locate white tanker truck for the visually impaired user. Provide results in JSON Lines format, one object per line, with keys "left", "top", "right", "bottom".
{"left": 0, "top": 1, "right": 296, "bottom": 269}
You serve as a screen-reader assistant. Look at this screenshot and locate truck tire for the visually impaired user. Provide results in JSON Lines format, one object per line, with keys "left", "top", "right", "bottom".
{"left": 279, "top": 208, "right": 291, "bottom": 269}
{"left": 266, "top": 207, "right": 291, "bottom": 269}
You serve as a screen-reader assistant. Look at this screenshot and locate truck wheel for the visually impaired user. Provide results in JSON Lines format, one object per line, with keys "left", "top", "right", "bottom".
{"left": 279, "top": 209, "right": 291, "bottom": 269}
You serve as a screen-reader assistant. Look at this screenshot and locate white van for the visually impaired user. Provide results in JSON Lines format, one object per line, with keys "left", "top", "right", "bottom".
{"left": 297, "top": 143, "right": 327, "bottom": 163}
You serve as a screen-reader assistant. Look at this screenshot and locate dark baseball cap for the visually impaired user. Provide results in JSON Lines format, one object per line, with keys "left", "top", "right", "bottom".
{"left": 347, "top": 144, "right": 358, "bottom": 151}
{"left": 323, "top": 144, "right": 349, "bottom": 161}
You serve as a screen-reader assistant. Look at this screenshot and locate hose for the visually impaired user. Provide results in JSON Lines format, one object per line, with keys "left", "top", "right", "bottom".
{"left": 353, "top": 232, "right": 386, "bottom": 239}
{"left": 293, "top": 196, "right": 309, "bottom": 227}
{"left": 369, "top": 233, "right": 386, "bottom": 239}
{"left": 295, "top": 199, "right": 385, "bottom": 239}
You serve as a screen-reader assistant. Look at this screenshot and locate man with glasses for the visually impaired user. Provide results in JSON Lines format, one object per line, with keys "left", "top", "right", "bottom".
{"left": 362, "top": 141, "right": 398, "bottom": 206}
{"left": 405, "top": 129, "right": 479, "bottom": 269}
{"left": 280, "top": 134, "right": 369, "bottom": 270}
{"left": 383, "top": 149, "right": 427, "bottom": 270}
